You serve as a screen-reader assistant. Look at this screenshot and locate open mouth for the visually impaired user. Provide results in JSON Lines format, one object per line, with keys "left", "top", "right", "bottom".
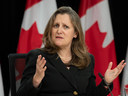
{"left": 56, "top": 36, "right": 63, "bottom": 39}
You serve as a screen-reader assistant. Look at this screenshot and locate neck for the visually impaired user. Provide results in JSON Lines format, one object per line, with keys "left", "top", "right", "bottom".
{"left": 57, "top": 52, "right": 72, "bottom": 63}
{"left": 57, "top": 49, "right": 71, "bottom": 58}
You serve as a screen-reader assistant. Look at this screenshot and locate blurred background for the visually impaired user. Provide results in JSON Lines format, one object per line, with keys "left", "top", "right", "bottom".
{"left": 1, "top": 0, "right": 128, "bottom": 96}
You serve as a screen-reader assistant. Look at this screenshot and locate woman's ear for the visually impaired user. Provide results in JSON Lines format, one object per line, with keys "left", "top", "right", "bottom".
{"left": 74, "top": 31, "right": 78, "bottom": 38}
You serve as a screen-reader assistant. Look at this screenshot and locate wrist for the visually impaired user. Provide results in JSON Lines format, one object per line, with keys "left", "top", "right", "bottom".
{"left": 33, "top": 75, "right": 42, "bottom": 88}
{"left": 103, "top": 79, "right": 111, "bottom": 86}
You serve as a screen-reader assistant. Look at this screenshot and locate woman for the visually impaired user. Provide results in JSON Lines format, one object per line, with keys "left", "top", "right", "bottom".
{"left": 16, "top": 6, "right": 126, "bottom": 96}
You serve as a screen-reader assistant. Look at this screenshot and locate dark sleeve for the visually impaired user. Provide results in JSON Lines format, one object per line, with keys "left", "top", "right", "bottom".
{"left": 85, "top": 54, "right": 113, "bottom": 96}
{"left": 16, "top": 49, "right": 43, "bottom": 96}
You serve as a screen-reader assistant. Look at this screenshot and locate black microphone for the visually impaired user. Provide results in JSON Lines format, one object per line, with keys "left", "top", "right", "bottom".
{"left": 98, "top": 73, "right": 113, "bottom": 96}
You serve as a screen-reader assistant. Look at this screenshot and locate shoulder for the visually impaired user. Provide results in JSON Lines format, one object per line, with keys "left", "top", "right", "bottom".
{"left": 87, "top": 53, "right": 94, "bottom": 59}
{"left": 87, "top": 53, "right": 95, "bottom": 69}
{"left": 27, "top": 48, "right": 47, "bottom": 56}
{"left": 26, "top": 49, "right": 47, "bottom": 62}
{"left": 87, "top": 53, "right": 94, "bottom": 63}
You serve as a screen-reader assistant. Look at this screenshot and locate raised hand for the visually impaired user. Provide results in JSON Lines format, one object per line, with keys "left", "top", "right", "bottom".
{"left": 33, "top": 55, "right": 47, "bottom": 88}
{"left": 104, "top": 60, "right": 126, "bottom": 84}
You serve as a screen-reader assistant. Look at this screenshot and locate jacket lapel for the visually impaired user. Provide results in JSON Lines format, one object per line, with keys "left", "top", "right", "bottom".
{"left": 46, "top": 52, "right": 78, "bottom": 90}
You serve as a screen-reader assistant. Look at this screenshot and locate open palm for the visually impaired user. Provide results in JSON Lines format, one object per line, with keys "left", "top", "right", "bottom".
{"left": 104, "top": 60, "right": 126, "bottom": 84}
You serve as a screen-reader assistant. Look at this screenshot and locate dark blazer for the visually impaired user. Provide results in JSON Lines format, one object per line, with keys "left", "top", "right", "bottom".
{"left": 16, "top": 49, "right": 113, "bottom": 96}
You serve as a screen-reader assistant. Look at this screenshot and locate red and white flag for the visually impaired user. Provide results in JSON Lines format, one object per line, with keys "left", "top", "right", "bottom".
{"left": 121, "top": 45, "right": 128, "bottom": 96}
{"left": 79, "top": 0, "right": 120, "bottom": 95}
{"left": 17, "top": 0, "right": 57, "bottom": 53}
{"left": 0, "top": 63, "right": 4, "bottom": 96}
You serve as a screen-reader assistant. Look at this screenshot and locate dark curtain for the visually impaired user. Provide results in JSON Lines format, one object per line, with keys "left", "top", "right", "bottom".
{"left": 1, "top": 0, "right": 127, "bottom": 96}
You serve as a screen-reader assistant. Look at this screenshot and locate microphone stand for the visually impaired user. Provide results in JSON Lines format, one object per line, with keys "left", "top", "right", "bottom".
{"left": 98, "top": 73, "right": 113, "bottom": 96}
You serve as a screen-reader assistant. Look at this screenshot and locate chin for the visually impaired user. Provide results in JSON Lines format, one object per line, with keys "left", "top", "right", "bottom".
{"left": 55, "top": 43, "right": 62, "bottom": 47}
{"left": 54, "top": 42, "right": 63, "bottom": 47}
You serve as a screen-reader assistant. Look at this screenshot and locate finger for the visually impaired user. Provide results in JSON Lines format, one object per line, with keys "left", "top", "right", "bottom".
{"left": 123, "top": 62, "right": 126, "bottom": 67}
{"left": 117, "top": 60, "right": 125, "bottom": 70}
{"left": 108, "top": 62, "right": 113, "bottom": 70}
{"left": 115, "top": 60, "right": 126, "bottom": 76}
{"left": 118, "top": 62, "right": 126, "bottom": 72}
{"left": 43, "top": 66, "right": 47, "bottom": 71}
{"left": 37, "top": 55, "right": 42, "bottom": 64}
{"left": 40, "top": 58, "right": 46, "bottom": 68}
{"left": 38, "top": 57, "right": 45, "bottom": 65}
{"left": 119, "top": 60, "right": 125, "bottom": 65}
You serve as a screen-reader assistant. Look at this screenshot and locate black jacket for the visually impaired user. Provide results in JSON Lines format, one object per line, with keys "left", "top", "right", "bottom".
{"left": 16, "top": 49, "right": 113, "bottom": 96}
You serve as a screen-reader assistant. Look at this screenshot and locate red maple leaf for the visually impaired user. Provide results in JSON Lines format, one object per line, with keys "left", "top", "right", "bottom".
{"left": 125, "top": 84, "right": 128, "bottom": 95}
{"left": 17, "top": 22, "right": 43, "bottom": 53}
{"left": 85, "top": 21, "right": 120, "bottom": 95}
{"left": 125, "top": 84, "right": 128, "bottom": 88}
{"left": 25, "top": 0, "right": 42, "bottom": 10}
{"left": 79, "top": 0, "right": 103, "bottom": 17}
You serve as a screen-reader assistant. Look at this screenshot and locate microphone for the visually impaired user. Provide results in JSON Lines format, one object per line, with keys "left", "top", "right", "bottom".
{"left": 98, "top": 73, "right": 113, "bottom": 96}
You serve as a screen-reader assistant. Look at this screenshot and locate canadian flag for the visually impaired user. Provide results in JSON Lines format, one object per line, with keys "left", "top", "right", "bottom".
{"left": 0, "top": 63, "right": 4, "bottom": 96}
{"left": 121, "top": 45, "right": 128, "bottom": 96}
{"left": 17, "top": 0, "right": 57, "bottom": 53}
{"left": 79, "top": 0, "right": 120, "bottom": 96}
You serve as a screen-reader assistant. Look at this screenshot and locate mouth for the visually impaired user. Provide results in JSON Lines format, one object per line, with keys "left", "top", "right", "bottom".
{"left": 56, "top": 36, "right": 63, "bottom": 39}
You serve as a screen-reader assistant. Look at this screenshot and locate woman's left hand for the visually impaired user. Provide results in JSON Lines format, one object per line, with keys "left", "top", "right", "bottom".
{"left": 104, "top": 60, "right": 126, "bottom": 84}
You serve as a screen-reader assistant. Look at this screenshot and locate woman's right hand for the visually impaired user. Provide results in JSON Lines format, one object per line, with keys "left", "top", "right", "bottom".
{"left": 33, "top": 55, "right": 47, "bottom": 88}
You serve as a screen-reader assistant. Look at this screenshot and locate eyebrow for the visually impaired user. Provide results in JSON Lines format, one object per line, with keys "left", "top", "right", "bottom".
{"left": 53, "top": 21, "right": 72, "bottom": 27}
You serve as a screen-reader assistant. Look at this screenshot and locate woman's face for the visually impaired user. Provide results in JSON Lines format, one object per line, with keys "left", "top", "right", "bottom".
{"left": 52, "top": 14, "right": 77, "bottom": 49}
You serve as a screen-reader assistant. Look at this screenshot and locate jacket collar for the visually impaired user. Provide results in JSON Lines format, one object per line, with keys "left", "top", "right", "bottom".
{"left": 46, "top": 52, "right": 78, "bottom": 90}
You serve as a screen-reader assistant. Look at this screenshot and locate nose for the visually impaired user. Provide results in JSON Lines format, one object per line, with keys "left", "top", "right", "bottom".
{"left": 57, "top": 26, "right": 62, "bottom": 34}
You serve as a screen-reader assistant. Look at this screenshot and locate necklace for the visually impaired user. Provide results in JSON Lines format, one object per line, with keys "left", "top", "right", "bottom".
{"left": 57, "top": 53, "right": 72, "bottom": 61}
